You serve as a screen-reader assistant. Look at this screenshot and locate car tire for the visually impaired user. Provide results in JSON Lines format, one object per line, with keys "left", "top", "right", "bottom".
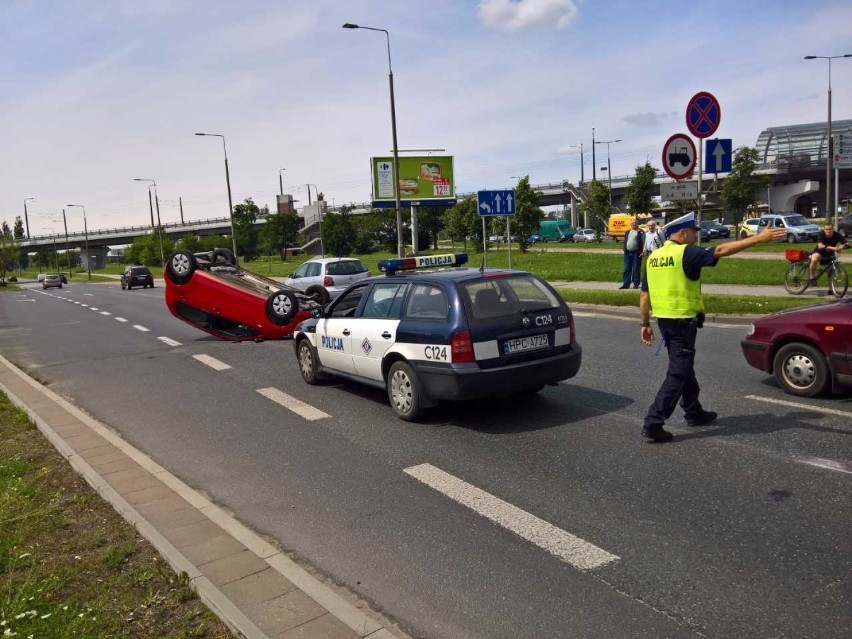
{"left": 305, "top": 285, "right": 330, "bottom": 305}
{"left": 297, "top": 338, "right": 322, "bottom": 385}
{"left": 127, "top": 284, "right": 132, "bottom": 290}
{"left": 266, "top": 289, "right": 298, "bottom": 325}
{"left": 740, "top": 231, "right": 748, "bottom": 239}
{"left": 211, "top": 248, "right": 237, "bottom": 267}
{"left": 167, "top": 250, "right": 197, "bottom": 284}
{"left": 773, "top": 342, "right": 830, "bottom": 398}
{"left": 786, "top": 233, "right": 796, "bottom": 243}
{"left": 387, "top": 361, "right": 423, "bottom": 422}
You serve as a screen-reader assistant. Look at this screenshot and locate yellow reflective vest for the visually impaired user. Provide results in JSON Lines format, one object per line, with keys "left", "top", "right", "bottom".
{"left": 646, "top": 241, "right": 704, "bottom": 319}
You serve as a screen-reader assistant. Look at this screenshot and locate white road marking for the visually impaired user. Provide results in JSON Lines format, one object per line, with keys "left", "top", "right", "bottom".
{"left": 158, "top": 336, "right": 182, "bottom": 347}
{"left": 83, "top": 293, "right": 93, "bottom": 296}
{"left": 799, "top": 457, "right": 852, "bottom": 475}
{"left": 132, "top": 324, "right": 150, "bottom": 332}
{"left": 115, "top": 317, "right": 128, "bottom": 322}
{"left": 193, "top": 354, "right": 231, "bottom": 371}
{"left": 89, "top": 307, "right": 99, "bottom": 311}
{"left": 80, "top": 303, "right": 89, "bottom": 307}
{"left": 100, "top": 311, "right": 111, "bottom": 316}
{"left": 745, "top": 395, "right": 852, "bottom": 419}
{"left": 403, "top": 463, "right": 619, "bottom": 571}
{"left": 256, "top": 387, "right": 329, "bottom": 421}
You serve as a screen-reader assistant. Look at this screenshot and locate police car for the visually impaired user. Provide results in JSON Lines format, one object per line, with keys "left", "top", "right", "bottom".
{"left": 292, "top": 253, "right": 582, "bottom": 421}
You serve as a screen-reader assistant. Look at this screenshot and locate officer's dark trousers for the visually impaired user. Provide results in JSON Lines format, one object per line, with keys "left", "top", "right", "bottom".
{"left": 644, "top": 318, "right": 704, "bottom": 430}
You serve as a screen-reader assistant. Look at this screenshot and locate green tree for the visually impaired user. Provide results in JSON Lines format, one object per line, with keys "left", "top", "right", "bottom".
{"left": 124, "top": 231, "right": 168, "bottom": 267}
{"left": 580, "top": 180, "right": 612, "bottom": 231}
{"left": 13, "top": 217, "right": 25, "bottom": 240}
{"left": 416, "top": 205, "right": 446, "bottom": 250}
{"left": 323, "top": 211, "right": 355, "bottom": 256}
{"left": 443, "top": 196, "right": 481, "bottom": 250}
{"left": 0, "top": 221, "right": 10, "bottom": 238}
{"left": 260, "top": 212, "right": 301, "bottom": 260}
{"left": 232, "top": 198, "right": 261, "bottom": 261}
{"left": 624, "top": 161, "right": 659, "bottom": 214}
{"left": 721, "top": 146, "right": 770, "bottom": 231}
{"left": 175, "top": 232, "right": 203, "bottom": 254}
{"left": 0, "top": 231, "right": 20, "bottom": 283}
{"left": 511, "top": 176, "right": 545, "bottom": 252}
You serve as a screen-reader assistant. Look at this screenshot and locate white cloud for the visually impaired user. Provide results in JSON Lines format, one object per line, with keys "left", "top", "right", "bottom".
{"left": 477, "top": 0, "right": 579, "bottom": 31}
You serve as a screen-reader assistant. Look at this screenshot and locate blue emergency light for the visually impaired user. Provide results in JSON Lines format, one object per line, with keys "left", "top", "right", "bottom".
{"left": 378, "top": 253, "right": 468, "bottom": 275}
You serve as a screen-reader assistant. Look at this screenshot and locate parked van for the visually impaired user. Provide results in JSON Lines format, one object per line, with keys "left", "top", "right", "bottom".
{"left": 538, "top": 219, "right": 576, "bottom": 242}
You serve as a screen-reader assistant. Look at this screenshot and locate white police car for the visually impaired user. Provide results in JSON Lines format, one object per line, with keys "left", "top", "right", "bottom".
{"left": 292, "top": 253, "right": 582, "bottom": 421}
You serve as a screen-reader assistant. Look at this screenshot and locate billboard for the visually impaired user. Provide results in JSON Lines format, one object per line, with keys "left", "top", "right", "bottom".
{"left": 371, "top": 155, "right": 456, "bottom": 207}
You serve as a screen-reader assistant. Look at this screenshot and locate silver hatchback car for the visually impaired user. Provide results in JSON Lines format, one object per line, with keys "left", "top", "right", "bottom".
{"left": 284, "top": 258, "right": 370, "bottom": 304}
{"left": 42, "top": 274, "right": 63, "bottom": 289}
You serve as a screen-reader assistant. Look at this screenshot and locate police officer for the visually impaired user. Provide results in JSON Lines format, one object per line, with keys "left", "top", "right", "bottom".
{"left": 638, "top": 212, "right": 785, "bottom": 442}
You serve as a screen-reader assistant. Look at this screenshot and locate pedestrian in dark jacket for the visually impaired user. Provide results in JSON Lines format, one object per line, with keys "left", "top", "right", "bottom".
{"left": 620, "top": 218, "right": 645, "bottom": 289}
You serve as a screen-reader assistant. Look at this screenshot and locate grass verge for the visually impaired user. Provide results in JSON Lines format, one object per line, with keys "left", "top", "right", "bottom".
{"left": 556, "top": 289, "right": 828, "bottom": 315}
{"left": 0, "top": 391, "right": 231, "bottom": 639}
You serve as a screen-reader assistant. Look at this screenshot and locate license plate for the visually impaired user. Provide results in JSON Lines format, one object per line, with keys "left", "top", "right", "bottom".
{"left": 503, "top": 334, "right": 549, "bottom": 354}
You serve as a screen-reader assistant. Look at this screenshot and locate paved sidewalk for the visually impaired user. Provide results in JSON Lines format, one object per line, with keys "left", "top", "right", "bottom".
{"left": 0, "top": 354, "right": 405, "bottom": 639}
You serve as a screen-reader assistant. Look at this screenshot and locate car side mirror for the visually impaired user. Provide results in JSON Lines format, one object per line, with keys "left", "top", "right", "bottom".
{"left": 311, "top": 308, "right": 324, "bottom": 319}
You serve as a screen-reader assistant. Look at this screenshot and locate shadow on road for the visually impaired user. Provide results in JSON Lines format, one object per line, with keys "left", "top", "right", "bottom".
{"left": 675, "top": 410, "right": 850, "bottom": 442}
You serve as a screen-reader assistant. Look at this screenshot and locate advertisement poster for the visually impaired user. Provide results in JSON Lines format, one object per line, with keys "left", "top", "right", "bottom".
{"left": 370, "top": 155, "right": 456, "bottom": 207}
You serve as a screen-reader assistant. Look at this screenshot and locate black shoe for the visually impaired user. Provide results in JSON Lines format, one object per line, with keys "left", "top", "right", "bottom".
{"left": 618, "top": 285, "right": 629, "bottom": 289}
{"left": 685, "top": 410, "right": 717, "bottom": 427}
{"left": 642, "top": 427, "right": 674, "bottom": 442}
{"left": 632, "top": 284, "right": 640, "bottom": 289}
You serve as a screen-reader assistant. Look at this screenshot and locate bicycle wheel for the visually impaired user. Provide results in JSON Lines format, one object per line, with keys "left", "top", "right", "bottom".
{"left": 783, "top": 262, "right": 809, "bottom": 295}
{"left": 829, "top": 262, "right": 848, "bottom": 298}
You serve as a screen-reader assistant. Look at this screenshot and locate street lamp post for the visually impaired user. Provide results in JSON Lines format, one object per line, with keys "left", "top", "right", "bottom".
{"left": 133, "top": 178, "right": 165, "bottom": 265}
{"left": 66, "top": 205, "right": 90, "bottom": 280}
{"left": 61, "top": 209, "right": 70, "bottom": 278}
{"left": 591, "top": 128, "right": 596, "bottom": 182}
{"left": 195, "top": 133, "right": 238, "bottom": 260}
{"left": 804, "top": 53, "right": 851, "bottom": 225}
{"left": 23, "top": 198, "right": 34, "bottom": 239}
{"left": 279, "top": 168, "right": 286, "bottom": 196}
{"left": 343, "top": 22, "right": 404, "bottom": 257}
{"left": 595, "top": 139, "right": 622, "bottom": 210}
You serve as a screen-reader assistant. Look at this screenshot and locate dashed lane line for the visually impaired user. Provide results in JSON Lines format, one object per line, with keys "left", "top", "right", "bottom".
{"left": 256, "top": 387, "right": 330, "bottom": 421}
{"left": 192, "top": 354, "right": 232, "bottom": 371}
{"left": 115, "top": 317, "right": 128, "bottom": 322}
{"left": 745, "top": 394, "right": 852, "bottom": 419}
{"left": 100, "top": 311, "right": 111, "bottom": 316}
{"left": 132, "top": 325, "right": 150, "bottom": 332}
{"left": 158, "top": 337, "right": 182, "bottom": 347}
{"left": 403, "top": 463, "right": 619, "bottom": 571}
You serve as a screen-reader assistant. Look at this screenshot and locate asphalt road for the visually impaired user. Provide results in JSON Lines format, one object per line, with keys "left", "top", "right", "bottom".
{"left": 1, "top": 280, "right": 850, "bottom": 639}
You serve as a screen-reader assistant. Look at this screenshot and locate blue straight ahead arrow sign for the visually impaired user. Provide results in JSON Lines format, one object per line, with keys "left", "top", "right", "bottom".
{"left": 705, "top": 139, "right": 732, "bottom": 174}
{"left": 477, "top": 190, "right": 516, "bottom": 216}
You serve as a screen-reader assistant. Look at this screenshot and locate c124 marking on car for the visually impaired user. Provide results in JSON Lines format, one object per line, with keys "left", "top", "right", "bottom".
{"left": 424, "top": 345, "right": 449, "bottom": 362}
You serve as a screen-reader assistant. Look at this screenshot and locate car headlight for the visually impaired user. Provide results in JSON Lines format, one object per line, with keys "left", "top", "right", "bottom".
{"left": 746, "top": 323, "right": 755, "bottom": 337}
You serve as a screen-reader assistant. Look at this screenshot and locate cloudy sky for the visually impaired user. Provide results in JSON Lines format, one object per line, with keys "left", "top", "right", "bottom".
{"left": 2, "top": 0, "right": 850, "bottom": 234}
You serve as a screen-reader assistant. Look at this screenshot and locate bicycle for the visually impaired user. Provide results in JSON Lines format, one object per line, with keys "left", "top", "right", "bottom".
{"left": 783, "top": 249, "right": 847, "bottom": 298}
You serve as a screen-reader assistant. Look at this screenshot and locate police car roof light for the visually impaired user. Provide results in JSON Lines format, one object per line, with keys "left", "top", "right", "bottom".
{"left": 378, "top": 253, "right": 468, "bottom": 275}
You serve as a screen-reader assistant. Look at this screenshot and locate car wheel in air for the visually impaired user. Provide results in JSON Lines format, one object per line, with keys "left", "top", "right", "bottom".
{"left": 773, "top": 342, "right": 829, "bottom": 398}
{"left": 297, "top": 339, "right": 321, "bottom": 385}
{"left": 387, "top": 361, "right": 423, "bottom": 421}
{"left": 266, "top": 289, "right": 298, "bottom": 325}
{"left": 305, "top": 285, "right": 330, "bottom": 305}
{"left": 166, "top": 250, "right": 197, "bottom": 284}
{"left": 211, "top": 248, "right": 237, "bottom": 266}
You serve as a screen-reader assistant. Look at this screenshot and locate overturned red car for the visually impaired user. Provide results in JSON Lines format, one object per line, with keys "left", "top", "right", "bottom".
{"left": 164, "top": 248, "right": 319, "bottom": 341}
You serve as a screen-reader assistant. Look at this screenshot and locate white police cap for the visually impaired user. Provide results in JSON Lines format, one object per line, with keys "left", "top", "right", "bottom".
{"left": 663, "top": 212, "right": 700, "bottom": 237}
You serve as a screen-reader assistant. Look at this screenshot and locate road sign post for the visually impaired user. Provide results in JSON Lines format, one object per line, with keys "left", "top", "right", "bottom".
{"left": 477, "top": 190, "right": 516, "bottom": 268}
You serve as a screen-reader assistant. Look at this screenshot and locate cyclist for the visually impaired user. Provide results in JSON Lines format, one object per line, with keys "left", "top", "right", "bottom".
{"left": 808, "top": 222, "right": 848, "bottom": 285}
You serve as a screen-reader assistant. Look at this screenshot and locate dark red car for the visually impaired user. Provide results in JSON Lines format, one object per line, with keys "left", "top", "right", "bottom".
{"left": 164, "top": 248, "right": 318, "bottom": 341}
{"left": 741, "top": 299, "right": 852, "bottom": 397}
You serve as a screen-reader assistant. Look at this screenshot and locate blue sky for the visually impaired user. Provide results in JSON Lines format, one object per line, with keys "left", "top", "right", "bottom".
{"left": 1, "top": 0, "right": 850, "bottom": 233}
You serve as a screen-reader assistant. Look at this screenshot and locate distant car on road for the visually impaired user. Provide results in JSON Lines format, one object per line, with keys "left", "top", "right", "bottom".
{"left": 37, "top": 273, "right": 47, "bottom": 283}
{"left": 121, "top": 266, "right": 154, "bottom": 290}
{"left": 164, "top": 248, "right": 318, "bottom": 341}
{"left": 837, "top": 213, "right": 852, "bottom": 239}
{"left": 284, "top": 257, "right": 371, "bottom": 305}
{"left": 528, "top": 234, "right": 544, "bottom": 244}
{"left": 757, "top": 213, "right": 820, "bottom": 243}
{"left": 738, "top": 218, "right": 760, "bottom": 238}
{"left": 42, "top": 274, "right": 62, "bottom": 290}
{"left": 702, "top": 220, "right": 730, "bottom": 239}
{"left": 741, "top": 298, "right": 852, "bottom": 397}
{"left": 572, "top": 228, "right": 597, "bottom": 243}
{"left": 58, "top": 273, "right": 68, "bottom": 284}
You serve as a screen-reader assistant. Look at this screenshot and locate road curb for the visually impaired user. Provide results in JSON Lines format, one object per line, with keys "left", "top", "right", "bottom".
{"left": 568, "top": 302, "right": 758, "bottom": 326}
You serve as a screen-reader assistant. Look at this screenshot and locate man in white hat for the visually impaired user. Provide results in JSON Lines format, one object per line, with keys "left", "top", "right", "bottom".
{"left": 638, "top": 212, "right": 785, "bottom": 442}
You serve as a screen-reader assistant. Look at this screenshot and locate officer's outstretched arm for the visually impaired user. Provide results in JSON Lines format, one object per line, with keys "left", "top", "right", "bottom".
{"left": 713, "top": 227, "right": 786, "bottom": 258}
